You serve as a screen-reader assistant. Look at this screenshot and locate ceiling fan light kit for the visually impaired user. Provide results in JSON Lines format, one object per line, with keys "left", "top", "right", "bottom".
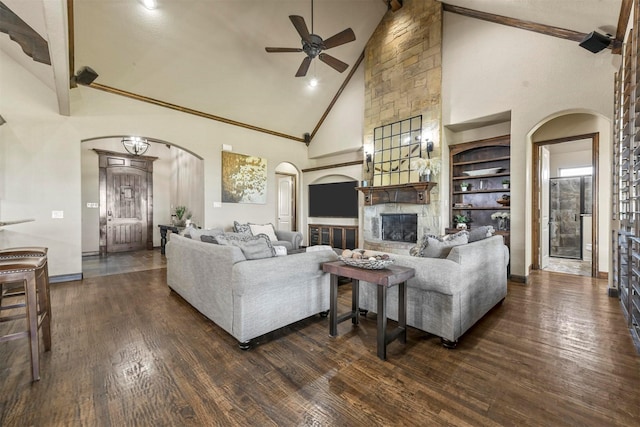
{"left": 265, "top": 0, "right": 356, "bottom": 77}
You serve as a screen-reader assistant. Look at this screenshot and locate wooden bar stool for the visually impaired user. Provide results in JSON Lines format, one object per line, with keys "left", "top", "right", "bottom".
{"left": 0, "top": 257, "right": 52, "bottom": 381}
{"left": 0, "top": 247, "right": 49, "bottom": 305}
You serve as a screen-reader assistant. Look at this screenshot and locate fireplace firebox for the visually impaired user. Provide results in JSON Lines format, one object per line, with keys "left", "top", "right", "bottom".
{"left": 381, "top": 214, "right": 418, "bottom": 243}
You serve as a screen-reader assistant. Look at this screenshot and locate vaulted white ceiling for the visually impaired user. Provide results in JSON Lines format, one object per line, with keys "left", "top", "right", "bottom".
{"left": 0, "top": 0, "right": 624, "bottom": 139}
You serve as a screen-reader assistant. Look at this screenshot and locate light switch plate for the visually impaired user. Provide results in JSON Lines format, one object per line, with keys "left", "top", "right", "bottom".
{"left": 52, "top": 210, "right": 64, "bottom": 219}
{"left": 213, "top": 202, "right": 222, "bottom": 208}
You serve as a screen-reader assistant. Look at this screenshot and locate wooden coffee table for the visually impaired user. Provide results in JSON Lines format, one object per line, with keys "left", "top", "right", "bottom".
{"left": 322, "top": 260, "right": 415, "bottom": 360}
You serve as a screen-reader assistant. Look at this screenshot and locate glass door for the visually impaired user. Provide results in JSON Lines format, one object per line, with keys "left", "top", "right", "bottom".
{"left": 549, "top": 177, "right": 582, "bottom": 259}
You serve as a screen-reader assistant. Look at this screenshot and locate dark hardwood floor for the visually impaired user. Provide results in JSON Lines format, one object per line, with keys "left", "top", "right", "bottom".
{"left": 1, "top": 256, "right": 639, "bottom": 426}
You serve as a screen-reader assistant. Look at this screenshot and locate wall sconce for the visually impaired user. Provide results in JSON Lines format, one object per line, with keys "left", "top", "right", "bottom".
{"left": 366, "top": 152, "right": 373, "bottom": 172}
{"left": 423, "top": 138, "right": 434, "bottom": 158}
{"left": 122, "top": 136, "right": 150, "bottom": 156}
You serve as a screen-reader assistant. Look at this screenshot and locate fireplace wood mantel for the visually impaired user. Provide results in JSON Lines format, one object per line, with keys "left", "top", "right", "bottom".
{"left": 356, "top": 182, "right": 437, "bottom": 205}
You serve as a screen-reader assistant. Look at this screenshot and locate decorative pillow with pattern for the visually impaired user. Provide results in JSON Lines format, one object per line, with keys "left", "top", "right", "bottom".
{"left": 248, "top": 223, "right": 278, "bottom": 243}
{"left": 418, "top": 230, "right": 469, "bottom": 258}
{"left": 233, "top": 221, "right": 252, "bottom": 235}
{"left": 214, "top": 232, "right": 276, "bottom": 260}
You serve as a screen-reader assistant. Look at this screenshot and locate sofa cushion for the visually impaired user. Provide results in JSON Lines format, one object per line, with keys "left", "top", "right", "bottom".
{"left": 248, "top": 223, "right": 278, "bottom": 243}
{"left": 419, "top": 231, "right": 469, "bottom": 258}
{"left": 468, "top": 226, "right": 495, "bottom": 243}
{"left": 233, "top": 221, "right": 252, "bottom": 235}
{"left": 214, "top": 232, "right": 276, "bottom": 260}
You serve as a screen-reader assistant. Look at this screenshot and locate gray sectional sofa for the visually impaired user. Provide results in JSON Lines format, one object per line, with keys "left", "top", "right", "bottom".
{"left": 358, "top": 235, "right": 509, "bottom": 348}
{"left": 166, "top": 233, "right": 337, "bottom": 348}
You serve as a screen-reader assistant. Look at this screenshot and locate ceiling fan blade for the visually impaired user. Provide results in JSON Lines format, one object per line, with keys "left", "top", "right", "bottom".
{"left": 289, "top": 15, "right": 312, "bottom": 43}
{"left": 295, "top": 57, "right": 312, "bottom": 77}
{"left": 318, "top": 53, "right": 348, "bottom": 73}
{"left": 322, "top": 28, "right": 356, "bottom": 49}
{"left": 265, "top": 47, "right": 303, "bottom": 53}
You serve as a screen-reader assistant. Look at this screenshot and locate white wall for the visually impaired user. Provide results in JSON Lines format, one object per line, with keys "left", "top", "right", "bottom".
{"left": 549, "top": 150, "right": 591, "bottom": 177}
{"left": 0, "top": 49, "right": 315, "bottom": 277}
{"left": 442, "top": 12, "right": 616, "bottom": 279}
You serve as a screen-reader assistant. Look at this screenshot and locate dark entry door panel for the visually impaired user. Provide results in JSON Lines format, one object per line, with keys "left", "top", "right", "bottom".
{"left": 95, "top": 150, "right": 155, "bottom": 255}
{"left": 107, "top": 167, "right": 147, "bottom": 252}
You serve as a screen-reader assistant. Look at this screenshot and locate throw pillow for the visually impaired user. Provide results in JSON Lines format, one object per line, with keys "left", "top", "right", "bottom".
{"left": 190, "top": 227, "right": 224, "bottom": 242}
{"left": 420, "top": 231, "right": 469, "bottom": 258}
{"left": 273, "top": 246, "right": 287, "bottom": 257}
{"left": 214, "top": 232, "right": 276, "bottom": 260}
{"left": 233, "top": 221, "right": 252, "bottom": 235}
{"left": 468, "top": 226, "right": 495, "bottom": 243}
{"left": 200, "top": 235, "right": 218, "bottom": 244}
{"left": 248, "top": 223, "right": 279, "bottom": 243}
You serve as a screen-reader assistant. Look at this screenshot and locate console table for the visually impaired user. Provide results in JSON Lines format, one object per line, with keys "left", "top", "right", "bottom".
{"left": 158, "top": 224, "right": 182, "bottom": 255}
{"left": 322, "top": 260, "right": 415, "bottom": 360}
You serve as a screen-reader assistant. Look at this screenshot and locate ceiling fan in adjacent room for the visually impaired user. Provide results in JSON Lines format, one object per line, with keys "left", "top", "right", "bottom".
{"left": 265, "top": 0, "right": 356, "bottom": 77}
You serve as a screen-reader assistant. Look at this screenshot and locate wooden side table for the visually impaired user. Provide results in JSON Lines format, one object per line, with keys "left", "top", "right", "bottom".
{"left": 322, "top": 260, "right": 415, "bottom": 360}
{"left": 158, "top": 224, "right": 181, "bottom": 255}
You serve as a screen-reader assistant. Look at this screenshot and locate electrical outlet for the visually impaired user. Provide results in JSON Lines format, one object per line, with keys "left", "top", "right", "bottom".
{"left": 222, "top": 144, "right": 232, "bottom": 152}
{"left": 52, "top": 210, "right": 64, "bottom": 219}
{"left": 86, "top": 202, "right": 99, "bottom": 208}
{"left": 213, "top": 202, "right": 222, "bottom": 208}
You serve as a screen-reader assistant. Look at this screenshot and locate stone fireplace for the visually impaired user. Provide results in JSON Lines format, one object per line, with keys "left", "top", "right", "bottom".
{"left": 382, "top": 213, "right": 418, "bottom": 243}
{"left": 362, "top": 195, "right": 441, "bottom": 254}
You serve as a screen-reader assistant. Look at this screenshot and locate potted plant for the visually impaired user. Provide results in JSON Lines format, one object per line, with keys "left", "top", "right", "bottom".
{"left": 502, "top": 179, "right": 510, "bottom": 189}
{"left": 174, "top": 205, "right": 189, "bottom": 227}
{"left": 454, "top": 214, "right": 471, "bottom": 229}
{"left": 460, "top": 182, "right": 470, "bottom": 192}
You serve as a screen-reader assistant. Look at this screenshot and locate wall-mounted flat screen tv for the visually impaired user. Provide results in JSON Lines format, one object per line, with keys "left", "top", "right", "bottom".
{"left": 308, "top": 181, "right": 358, "bottom": 218}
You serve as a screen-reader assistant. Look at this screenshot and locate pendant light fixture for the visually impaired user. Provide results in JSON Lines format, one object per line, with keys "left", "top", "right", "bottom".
{"left": 122, "top": 136, "right": 150, "bottom": 156}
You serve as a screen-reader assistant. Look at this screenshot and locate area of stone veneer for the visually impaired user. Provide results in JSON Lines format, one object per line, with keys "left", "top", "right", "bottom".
{"left": 362, "top": 191, "right": 441, "bottom": 254}
{"left": 364, "top": 0, "right": 442, "bottom": 152}
{"left": 362, "top": 0, "right": 443, "bottom": 252}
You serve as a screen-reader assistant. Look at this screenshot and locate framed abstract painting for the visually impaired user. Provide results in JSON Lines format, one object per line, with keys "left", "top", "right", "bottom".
{"left": 221, "top": 151, "right": 267, "bottom": 204}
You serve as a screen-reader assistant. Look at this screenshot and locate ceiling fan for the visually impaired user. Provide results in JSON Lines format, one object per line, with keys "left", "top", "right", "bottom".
{"left": 265, "top": 0, "right": 356, "bottom": 77}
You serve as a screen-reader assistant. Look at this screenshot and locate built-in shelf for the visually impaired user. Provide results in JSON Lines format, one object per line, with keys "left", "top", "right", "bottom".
{"left": 356, "top": 182, "right": 437, "bottom": 205}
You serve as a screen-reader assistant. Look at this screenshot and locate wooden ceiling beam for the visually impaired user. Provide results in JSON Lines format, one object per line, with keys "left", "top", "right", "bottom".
{"left": 0, "top": 2, "right": 51, "bottom": 64}
{"left": 442, "top": 3, "right": 588, "bottom": 43}
{"left": 614, "top": 0, "right": 632, "bottom": 54}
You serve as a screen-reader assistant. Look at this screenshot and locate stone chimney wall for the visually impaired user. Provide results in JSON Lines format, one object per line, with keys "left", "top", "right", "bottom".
{"left": 362, "top": 0, "right": 443, "bottom": 250}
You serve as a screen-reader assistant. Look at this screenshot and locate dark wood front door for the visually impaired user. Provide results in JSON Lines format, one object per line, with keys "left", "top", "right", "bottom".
{"left": 95, "top": 149, "right": 157, "bottom": 255}
{"left": 107, "top": 166, "right": 147, "bottom": 252}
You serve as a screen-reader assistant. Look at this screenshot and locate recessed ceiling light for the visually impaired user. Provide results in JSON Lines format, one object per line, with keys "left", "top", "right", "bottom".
{"left": 141, "top": 0, "right": 157, "bottom": 10}
{"left": 308, "top": 78, "right": 318, "bottom": 88}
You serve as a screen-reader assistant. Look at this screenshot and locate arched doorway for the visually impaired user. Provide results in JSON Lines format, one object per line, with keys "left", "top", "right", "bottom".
{"left": 80, "top": 136, "right": 203, "bottom": 260}
{"left": 530, "top": 112, "right": 610, "bottom": 278}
